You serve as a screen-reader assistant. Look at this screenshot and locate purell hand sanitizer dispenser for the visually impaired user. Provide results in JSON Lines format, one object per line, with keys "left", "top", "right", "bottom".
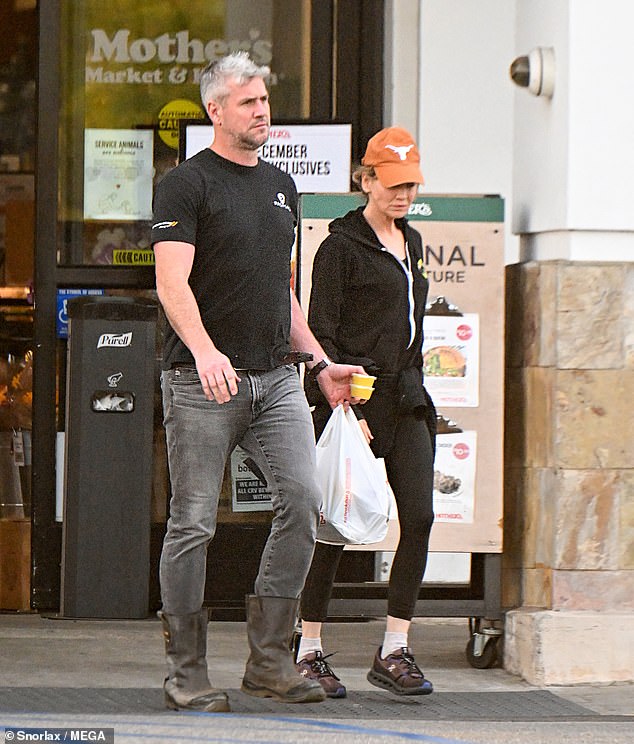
{"left": 61, "top": 296, "right": 158, "bottom": 618}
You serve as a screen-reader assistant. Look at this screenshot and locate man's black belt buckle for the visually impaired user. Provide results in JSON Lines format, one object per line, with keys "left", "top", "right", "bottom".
{"left": 280, "top": 351, "right": 313, "bottom": 365}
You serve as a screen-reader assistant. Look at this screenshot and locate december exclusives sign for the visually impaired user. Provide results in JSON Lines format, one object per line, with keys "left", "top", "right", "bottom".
{"left": 182, "top": 123, "right": 351, "bottom": 193}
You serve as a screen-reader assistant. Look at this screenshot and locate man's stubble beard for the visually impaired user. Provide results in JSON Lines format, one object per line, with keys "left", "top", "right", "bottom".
{"left": 236, "top": 125, "right": 270, "bottom": 152}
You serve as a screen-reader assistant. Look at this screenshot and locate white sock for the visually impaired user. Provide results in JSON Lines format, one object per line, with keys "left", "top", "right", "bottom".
{"left": 297, "top": 636, "right": 323, "bottom": 661}
{"left": 381, "top": 631, "right": 408, "bottom": 658}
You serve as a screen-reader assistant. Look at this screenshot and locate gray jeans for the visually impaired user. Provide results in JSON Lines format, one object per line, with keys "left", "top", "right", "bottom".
{"left": 159, "top": 365, "right": 321, "bottom": 615}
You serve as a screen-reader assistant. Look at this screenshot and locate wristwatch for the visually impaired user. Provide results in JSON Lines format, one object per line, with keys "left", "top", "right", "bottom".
{"left": 308, "top": 357, "right": 332, "bottom": 379}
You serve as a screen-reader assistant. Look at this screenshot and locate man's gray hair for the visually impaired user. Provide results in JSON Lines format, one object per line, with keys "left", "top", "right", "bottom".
{"left": 200, "top": 51, "right": 270, "bottom": 108}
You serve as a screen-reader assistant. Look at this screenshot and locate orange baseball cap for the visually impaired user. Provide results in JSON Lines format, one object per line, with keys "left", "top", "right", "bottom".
{"left": 361, "top": 126, "right": 424, "bottom": 187}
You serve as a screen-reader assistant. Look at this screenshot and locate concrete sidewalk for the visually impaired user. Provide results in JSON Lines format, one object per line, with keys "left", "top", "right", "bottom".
{"left": 1, "top": 612, "right": 632, "bottom": 743}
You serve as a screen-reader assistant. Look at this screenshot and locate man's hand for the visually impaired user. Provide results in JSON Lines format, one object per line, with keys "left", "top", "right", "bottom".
{"left": 195, "top": 348, "right": 241, "bottom": 403}
{"left": 316, "top": 363, "right": 366, "bottom": 408}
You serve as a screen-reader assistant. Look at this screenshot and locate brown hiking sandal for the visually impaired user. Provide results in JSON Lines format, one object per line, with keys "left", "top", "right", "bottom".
{"left": 296, "top": 651, "right": 347, "bottom": 698}
{"left": 367, "top": 646, "right": 433, "bottom": 696}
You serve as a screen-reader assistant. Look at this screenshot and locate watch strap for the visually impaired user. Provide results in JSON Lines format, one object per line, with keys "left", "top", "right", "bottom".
{"left": 308, "top": 357, "right": 332, "bottom": 379}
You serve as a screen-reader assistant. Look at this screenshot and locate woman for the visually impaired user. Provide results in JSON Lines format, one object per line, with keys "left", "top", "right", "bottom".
{"left": 296, "top": 127, "right": 437, "bottom": 698}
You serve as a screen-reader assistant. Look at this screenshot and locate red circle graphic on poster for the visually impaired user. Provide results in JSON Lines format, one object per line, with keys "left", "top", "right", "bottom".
{"left": 456, "top": 324, "right": 472, "bottom": 341}
{"left": 453, "top": 442, "right": 470, "bottom": 460}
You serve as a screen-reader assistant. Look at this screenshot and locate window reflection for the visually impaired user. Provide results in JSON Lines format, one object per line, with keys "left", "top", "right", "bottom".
{"left": 58, "top": 0, "right": 311, "bottom": 266}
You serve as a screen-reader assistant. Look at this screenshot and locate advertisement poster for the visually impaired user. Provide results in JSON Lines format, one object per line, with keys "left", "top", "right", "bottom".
{"left": 84, "top": 129, "right": 154, "bottom": 220}
{"left": 299, "top": 194, "right": 504, "bottom": 554}
{"left": 422, "top": 314, "right": 480, "bottom": 407}
{"left": 433, "top": 431, "right": 477, "bottom": 524}
{"left": 230, "top": 447, "right": 272, "bottom": 513}
{"left": 183, "top": 123, "right": 352, "bottom": 193}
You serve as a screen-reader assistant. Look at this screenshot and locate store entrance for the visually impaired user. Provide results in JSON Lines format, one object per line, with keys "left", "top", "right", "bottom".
{"left": 0, "top": 1, "right": 36, "bottom": 613}
{"left": 26, "top": 0, "right": 384, "bottom": 615}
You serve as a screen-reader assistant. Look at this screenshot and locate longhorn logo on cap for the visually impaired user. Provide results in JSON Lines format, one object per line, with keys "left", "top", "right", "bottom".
{"left": 385, "top": 144, "right": 414, "bottom": 161}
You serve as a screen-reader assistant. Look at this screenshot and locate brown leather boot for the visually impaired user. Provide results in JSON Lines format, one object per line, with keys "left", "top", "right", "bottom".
{"left": 158, "top": 609, "right": 230, "bottom": 712}
{"left": 241, "top": 595, "right": 326, "bottom": 703}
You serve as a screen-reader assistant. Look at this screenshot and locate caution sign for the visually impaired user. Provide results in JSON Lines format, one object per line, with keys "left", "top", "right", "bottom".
{"left": 158, "top": 98, "right": 205, "bottom": 149}
{"left": 113, "top": 249, "right": 155, "bottom": 265}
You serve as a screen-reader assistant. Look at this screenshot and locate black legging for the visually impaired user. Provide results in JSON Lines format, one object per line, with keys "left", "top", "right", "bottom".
{"left": 301, "top": 409, "right": 435, "bottom": 622}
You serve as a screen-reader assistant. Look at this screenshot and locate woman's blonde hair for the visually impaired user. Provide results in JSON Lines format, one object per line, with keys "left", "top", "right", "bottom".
{"left": 351, "top": 164, "right": 376, "bottom": 198}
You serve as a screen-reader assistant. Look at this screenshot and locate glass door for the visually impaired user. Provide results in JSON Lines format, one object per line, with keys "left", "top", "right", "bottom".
{"left": 32, "top": 0, "right": 383, "bottom": 611}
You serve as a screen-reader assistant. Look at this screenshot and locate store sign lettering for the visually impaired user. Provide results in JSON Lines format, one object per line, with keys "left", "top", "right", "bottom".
{"left": 87, "top": 67, "right": 164, "bottom": 84}
{"left": 409, "top": 202, "right": 433, "bottom": 216}
{"left": 424, "top": 245, "right": 485, "bottom": 284}
{"left": 88, "top": 29, "right": 272, "bottom": 65}
{"left": 97, "top": 332, "right": 133, "bottom": 349}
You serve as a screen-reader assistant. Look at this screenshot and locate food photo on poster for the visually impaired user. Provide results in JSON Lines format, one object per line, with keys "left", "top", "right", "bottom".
{"left": 422, "top": 311, "right": 480, "bottom": 407}
{"left": 433, "top": 429, "right": 477, "bottom": 524}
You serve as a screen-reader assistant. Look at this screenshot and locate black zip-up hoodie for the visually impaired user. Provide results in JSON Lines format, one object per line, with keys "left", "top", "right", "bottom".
{"left": 306, "top": 206, "right": 436, "bottom": 455}
{"left": 307, "top": 206, "right": 429, "bottom": 376}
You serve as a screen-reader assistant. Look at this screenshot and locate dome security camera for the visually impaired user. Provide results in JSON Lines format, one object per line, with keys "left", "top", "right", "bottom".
{"left": 510, "top": 47, "right": 555, "bottom": 98}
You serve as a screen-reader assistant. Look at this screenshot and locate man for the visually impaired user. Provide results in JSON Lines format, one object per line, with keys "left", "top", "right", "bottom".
{"left": 151, "top": 51, "right": 363, "bottom": 713}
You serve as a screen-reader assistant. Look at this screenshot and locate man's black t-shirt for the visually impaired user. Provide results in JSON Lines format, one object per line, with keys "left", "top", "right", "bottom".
{"left": 151, "top": 148, "right": 298, "bottom": 370}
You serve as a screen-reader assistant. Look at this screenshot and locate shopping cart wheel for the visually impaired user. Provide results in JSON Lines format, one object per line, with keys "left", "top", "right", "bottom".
{"left": 465, "top": 632, "right": 500, "bottom": 669}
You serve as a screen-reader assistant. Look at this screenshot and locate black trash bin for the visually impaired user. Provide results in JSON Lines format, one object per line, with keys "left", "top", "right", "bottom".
{"left": 60, "top": 296, "right": 158, "bottom": 618}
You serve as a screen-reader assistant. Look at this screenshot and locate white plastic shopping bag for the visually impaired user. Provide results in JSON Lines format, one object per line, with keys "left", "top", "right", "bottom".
{"left": 315, "top": 404, "right": 392, "bottom": 545}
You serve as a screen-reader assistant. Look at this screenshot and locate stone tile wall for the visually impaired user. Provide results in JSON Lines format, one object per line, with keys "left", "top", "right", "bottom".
{"left": 503, "top": 261, "right": 634, "bottom": 612}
